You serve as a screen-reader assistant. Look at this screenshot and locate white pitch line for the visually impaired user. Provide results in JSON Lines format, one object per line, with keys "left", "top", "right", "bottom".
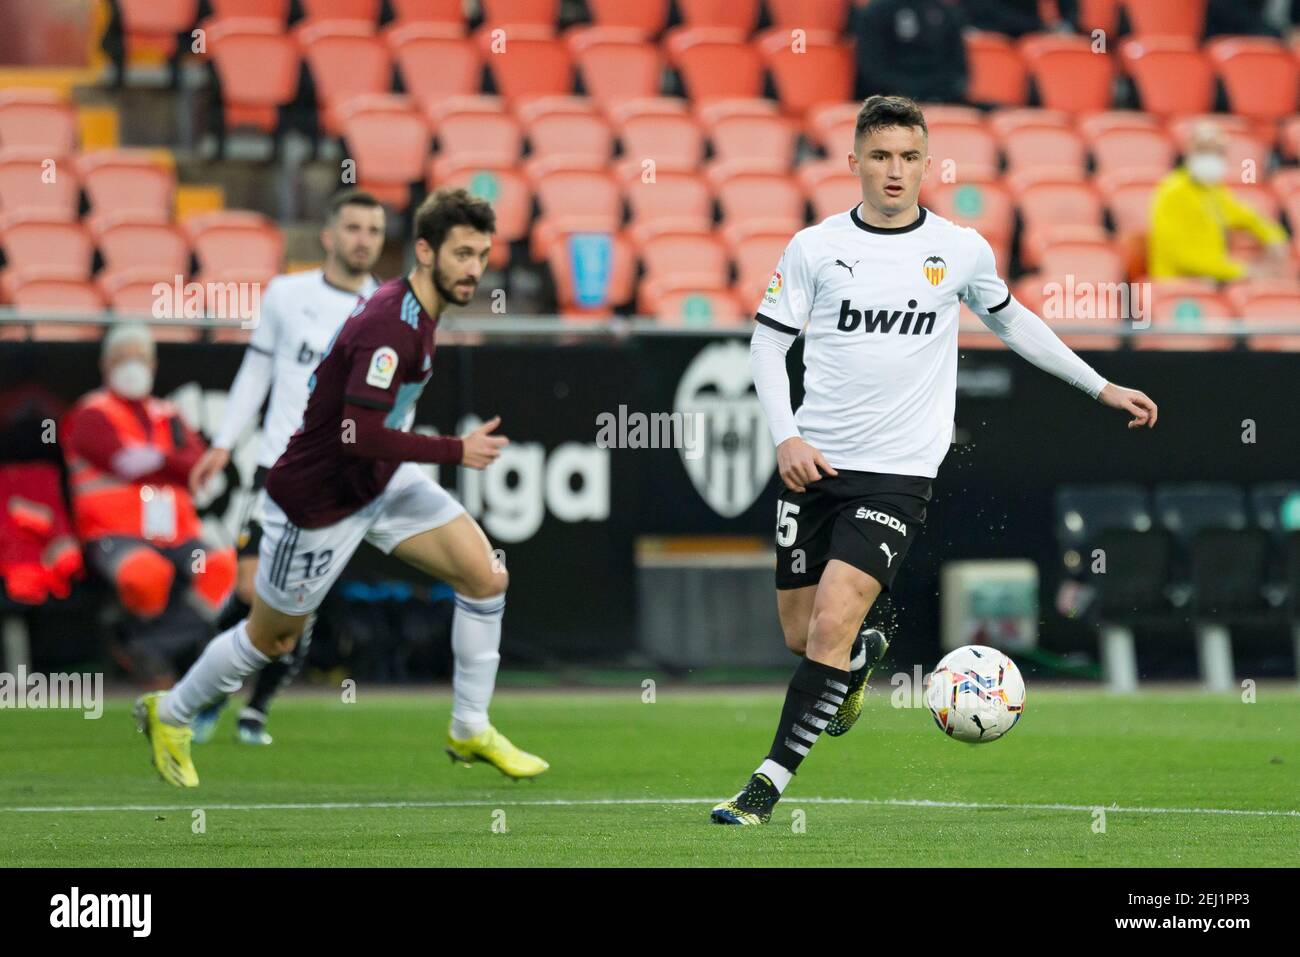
{"left": 2, "top": 797, "right": 1298, "bottom": 818}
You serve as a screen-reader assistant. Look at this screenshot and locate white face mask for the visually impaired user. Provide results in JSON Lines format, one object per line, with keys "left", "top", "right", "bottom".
{"left": 109, "top": 359, "right": 154, "bottom": 400}
{"left": 1187, "top": 152, "right": 1226, "bottom": 185}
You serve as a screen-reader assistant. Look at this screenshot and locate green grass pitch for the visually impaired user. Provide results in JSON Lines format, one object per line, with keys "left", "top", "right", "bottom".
{"left": 2, "top": 686, "right": 1298, "bottom": 867}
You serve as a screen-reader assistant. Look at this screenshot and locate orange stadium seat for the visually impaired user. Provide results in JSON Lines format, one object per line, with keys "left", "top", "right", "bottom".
{"left": 1019, "top": 34, "right": 1115, "bottom": 114}
{"left": 647, "top": 285, "right": 747, "bottom": 326}
{"left": 426, "top": 158, "right": 530, "bottom": 268}
{"left": 92, "top": 214, "right": 189, "bottom": 278}
{"left": 0, "top": 216, "right": 92, "bottom": 301}
{"left": 389, "top": 0, "right": 465, "bottom": 26}
{"left": 585, "top": 0, "right": 670, "bottom": 36}
{"left": 432, "top": 97, "right": 521, "bottom": 166}
{"left": 116, "top": 0, "right": 199, "bottom": 62}
{"left": 567, "top": 28, "right": 664, "bottom": 114}
{"left": 677, "top": 0, "right": 760, "bottom": 31}
{"left": 1136, "top": 282, "right": 1235, "bottom": 351}
{"left": 1010, "top": 170, "right": 1104, "bottom": 268}
{"left": 988, "top": 108, "right": 1070, "bottom": 136}
{"left": 964, "top": 31, "right": 1029, "bottom": 107}
{"left": 1207, "top": 37, "right": 1300, "bottom": 134}
{"left": 757, "top": 30, "right": 854, "bottom": 118}
{"left": 612, "top": 100, "right": 703, "bottom": 176}
{"left": 920, "top": 179, "right": 1013, "bottom": 265}
{"left": 480, "top": 0, "right": 559, "bottom": 27}
{"left": 665, "top": 29, "right": 765, "bottom": 105}
{"left": 918, "top": 104, "right": 984, "bottom": 126}
{"left": 10, "top": 266, "right": 106, "bottom": 319}
{"left": 1233, "top": 287, "right": 1300, "bottom": 350}
{"left": 475, "top": 26, "right": 573, "bottom": 107}
{"left": 1001, "top": 124, "right": 1086, "bottom": 176}
{"left": 638, "top": 231, "right": 729, "bottom": 292}
{"left": 709, "top": 163, "right": 804, "bottom": 230}
{"left": 706, "top": 112, "right": 798, "bottom": 168}
{"left": 1095, "top": 167, "right": 1165, "bottom": 237}
{"left": 1077, "top": 0, "right": 1122, "bottom": 34}
{"left": 547, "top": 229, "right": 635, "bottom": 316}
{"left": 207, "top": 22, "right": 301, "bottom": 133}
{"left": 1076, "top": 110, "right": 1161, "bottom": 138}
{"left": 637, "top": 270, "right": 728, "bottom": 315}
{"left": 185, "top": 212, "right": 283, "bottom": 281}
{"left": 926, "top": 122, "right": 999, "bottom": 182}
{"left": 766, "top": 0, "right": 849, "bottom": 32}
{"left": 1280, "top": 116, "right": 1300, "bottom": 161}
{"left": 1120, "top": 38, "right": 1215, "bottom": 118}
{"left": 389, "top": 28, "right": 483, "bottom": 119}
{"left": 76, "top": 151, "right": 175, "bottom": 232}
{"left": 528, "top": 158, "right": 622, "bottom": 259}
{"left": 99, "top": 269, "right": 201, "bottom": 341}
{"left": 299, "top": 0, "right": 381, "bottom": 26}
{"left": 524, "top": 110, "right": 614, "bottom": 164}
{"left": 300, "top": 27, "right": 392, "bottom": 137}
{"left": 622, "top": 169, "right": 713, "bottom": 237}
{"left": 1086, "top": 126, "right": 1176, "bottom": 175}
{"left": 1271, "top": 168, "right": 1300, "bottom": 201}
{"left": 727, "top": 223, "right": 790, "bottom": 307}
{"left": 0, "top": 91, "right": 76, "bottom": 153}
{"left": 207, "top": 0, "right": 289, "bottom": 20}
{"left": 1121, "top": 0, "right": 1207, "bottom": 40}
{"left": 805, "top": 102, "right": 860, "bottom": 154}
{"left": 0, "top": 149, "right": 79, "bottom": 219}
{"left": 798, "top": 160, "right": 861, "bottom": 222}
{"left": 340, "top": 96, "right": 430, "bottom": 209}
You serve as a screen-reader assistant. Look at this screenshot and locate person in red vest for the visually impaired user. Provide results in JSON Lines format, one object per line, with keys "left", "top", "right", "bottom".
{"left": 61, "top": 322, "right": 236, "bottom": 683}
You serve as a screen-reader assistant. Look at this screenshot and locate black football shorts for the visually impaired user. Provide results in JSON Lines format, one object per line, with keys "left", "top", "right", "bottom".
{"left": 774, "top": 470, "right": 932, "bottom": 591}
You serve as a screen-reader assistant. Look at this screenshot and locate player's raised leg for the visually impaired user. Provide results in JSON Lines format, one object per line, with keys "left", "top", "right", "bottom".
{"left": 389, "top": 510, "right": 548, "bottom": 780}
{"left": 712, "top": 561, "right": 880, "bottom": 824}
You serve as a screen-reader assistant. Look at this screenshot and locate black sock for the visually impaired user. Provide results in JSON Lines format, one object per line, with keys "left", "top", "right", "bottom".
{"left": 214, "top": 594, "right": 250, "bottom": 635}
{"left": 765, "top": 656, "right": 851, "bottom": 774}
{"left": 245, "top": 617, "right": 313, "bottom": 719}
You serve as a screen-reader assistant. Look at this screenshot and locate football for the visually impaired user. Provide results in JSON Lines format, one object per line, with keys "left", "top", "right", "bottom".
{"left": 925, "top": 645, "right": 1026, "bottom": 743}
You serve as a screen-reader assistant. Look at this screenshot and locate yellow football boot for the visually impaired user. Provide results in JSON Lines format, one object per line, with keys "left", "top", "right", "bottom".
{"left": 133, "top": 692, "right": 199, "bottom": 788}
{"left": 445, "top": 725, "right": 549, "bottom": 780}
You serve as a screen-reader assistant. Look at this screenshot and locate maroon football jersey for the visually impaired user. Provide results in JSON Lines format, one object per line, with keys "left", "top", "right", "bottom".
{"left": 265, "top": 277, "right": 438, "bottom": 527}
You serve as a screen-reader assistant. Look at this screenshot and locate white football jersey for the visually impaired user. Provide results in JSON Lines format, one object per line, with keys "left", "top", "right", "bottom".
{"left": 755, "top": 205, "right": 1011, "bottom": 478}
{"left": 248, "top": 269, "right": 379, "bottom": 467}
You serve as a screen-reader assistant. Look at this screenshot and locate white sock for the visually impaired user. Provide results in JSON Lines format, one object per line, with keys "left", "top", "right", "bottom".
{"left": 756, "top": 759, "right": 793, "bottom": 793}
{"left": 449, "top": 592, "right": 504, "bottom": 740}
{"left": 849, "top": 638, "right": 868, "bottom": 672}
{"left": 159, "top": 620, "right": 270, "bottom": 726}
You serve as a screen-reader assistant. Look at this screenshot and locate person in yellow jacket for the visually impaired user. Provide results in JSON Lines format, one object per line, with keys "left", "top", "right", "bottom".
{"left": 1148, "top": 121, "right": 1289, "bottom": 282}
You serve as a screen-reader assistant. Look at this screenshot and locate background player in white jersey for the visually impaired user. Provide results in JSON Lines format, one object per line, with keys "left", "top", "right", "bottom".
{"left": 135, "top": 188, "right": 547, "bottom": 788}
{"left": 712, "top": 95, "right": 1159, "bottom": 825}
{"left": 186, "top": 190, "right": 383, "bottom": 744}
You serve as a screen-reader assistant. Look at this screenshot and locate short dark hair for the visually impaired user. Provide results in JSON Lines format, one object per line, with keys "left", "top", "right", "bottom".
{"left": 854, "top": 95, "right": 928, "bottom": 148}
{"left": 326, "top": 189, "right": 383, "bottom": 222}
{"left": 413, "top": 187, "right": 496, "bottom": 250}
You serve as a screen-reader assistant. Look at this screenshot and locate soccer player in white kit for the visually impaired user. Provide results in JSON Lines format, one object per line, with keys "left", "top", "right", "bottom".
{"left": 186, "top": 190, "right": 383, "bottom": 744}
{"left": 712, "top": 96, "right": 1159, "bottom": 824}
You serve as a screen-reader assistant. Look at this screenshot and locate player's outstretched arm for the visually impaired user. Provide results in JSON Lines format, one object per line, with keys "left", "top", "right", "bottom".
{"left": 1096, "top": 383, "right": 1158, "bottom": 429}
{"left": 190, "top": 348, "right": 275, "bottom": 494}
{"left": 459, "top": 416, "right": 509, "bottom": 468}
{"left": 750, "top": 322, "right": 837, "bottom": 492}
{"left": 339, "top": 404, "right": 507, "bottom": 468}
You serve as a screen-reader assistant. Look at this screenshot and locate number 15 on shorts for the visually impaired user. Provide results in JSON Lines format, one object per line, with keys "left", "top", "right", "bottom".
{"left": 776, "top": 501, "right": 800, "bottom": 547}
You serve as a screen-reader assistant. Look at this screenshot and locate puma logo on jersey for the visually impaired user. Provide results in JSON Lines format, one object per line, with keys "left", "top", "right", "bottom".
{"left": 834, "top": 258, "right": 859, "bottom": 276}
{"left": 855, "top": 508, "right": 907, "bottom": 536}
{"left": 879, "top": 542, "right": 898, "bottom": 567}
{"left": 838, "top": 299, "right": 937, "bottom": 335}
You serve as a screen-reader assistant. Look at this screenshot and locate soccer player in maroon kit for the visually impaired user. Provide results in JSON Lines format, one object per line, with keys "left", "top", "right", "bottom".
{"left": 135, "top": 188, "right": 549, "bottom": 786}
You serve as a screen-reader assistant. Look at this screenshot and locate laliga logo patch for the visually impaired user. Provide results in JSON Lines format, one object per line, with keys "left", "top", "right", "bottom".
{"left": 763, "top": 268, "right": 783, "bottom": 307}
{"left": 923, "top": 255, "right": 946, "bottom": 286}
{"left": 365, "top": 346, "right": 398, "bottom": 388}
{"left": 674, "top": 341, "right": 775, "bottom": 518}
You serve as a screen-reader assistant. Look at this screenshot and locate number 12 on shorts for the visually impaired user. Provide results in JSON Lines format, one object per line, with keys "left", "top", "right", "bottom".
{"left": 776, "top": 501, "right": 800, "bottom": 547}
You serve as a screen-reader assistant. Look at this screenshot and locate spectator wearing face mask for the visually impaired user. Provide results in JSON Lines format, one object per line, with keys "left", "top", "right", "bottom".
{"left": 1147, "top": 121, "right": 1289, "bottom": 282}
{"left": 61, "top": 322, "right": 236, "bottom": 684}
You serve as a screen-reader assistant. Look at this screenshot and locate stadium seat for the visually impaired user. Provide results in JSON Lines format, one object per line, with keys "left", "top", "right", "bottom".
{"left": 1120, "top": 39, "right": 1215, "bottom": 118}
{"left": 0, "top": 90, "right": 77, "bottom": 153}
{"left": 389, "top": 0, "right": 464, "bottom": 27}
{"left": 612, "top": 100, "right": 703, "bottom": 177}
{"left": 1250, "top": 482, "right": 1300, "bottom": 542}
{"left": 805, "top": 102, "right": 860, "bottom": 154}
{"left": 726, "top": 223, "right": 790, "bottom": 308}
{"left": 709, "top": 163, "right": 804, "bottom": 230}
{"left": 300, "top": 27, "right": 392, "bottom": 137}
{"left": 645, "top": 284, "right": 747, "bottom": 326}
{"left": 523, "top": 109, "right": 614, "bottom": 165}
{"left": 9, "top": 266, "right": 107, "bottom": 328}
{"left": 98, "top": 269, "right": 201, "bottom": 342}
{"left": 987, "top": 108, "right": 1070, "bottom": 136}
{"left": 1137, "top": 282, "right": 1236, "bottom": 351}
{"left": 926, "top": 122, "right": 999, "bottom": 182}
{"left": 1001, "top": 124, "right": 1087, "bottom": 176}
{"left": 428, "top": 96, "right": 519, "bottom": 166}
{"left": 1121, "top": 0, "right": 1207, "bottom": 40}
{"left": 389, "top": 28, "right": 483, "bottom": 119}
{"left": 637, "top": 231, "right": 729, "bottom": 288}
{"left": 208, "top": 0, "right": 289, "bottom": 21}
{"left": 475, "top": 26, "right": 573, "bottom": 107}
{"left": 1077, "top": 0, "right": 1122, "bottom": 34}
{"left": 206, "top": 22, "right": 301, "bottom": 134}
{"left": 567, "top": 28, "right": 664, "bottom": 115}
{"left": 585, "top": 0, "right": 670, "bottom": 36}
{"left": 76, "top": 151, "right": 176, "bottom": 232}
{"left": 185, "top": 212, "right": 283, "bottom": 281}
{"left": 1207, "top": 37, "right": 1299, "bottom": 140}
{"left": 92, "top": 214, "right": 189, "bottom": 278}
{"left": 1019, "top": 34, "right": 1115, "bottom": 114}
{"left": 964, "top": 31, "right": 1029, "bottom": 107}
{"left": 769, "top": 0, "right": 850, "bottom": 31}
{"left": 664, "top": 29, "right": 764, "bottom": 105}
{"left": 426, "top": 158, "right": 531, "bottom": 265}
{"left": 1076, "top": 110, "right": 1161, "bottom": 137}
{"left": 1280, "top": 116, "right": 1300, "bottom": 162}
{"left": 705, "top": 112, "right": 798, "bottom": 168}
{"left": 798, "top": 159, "right": 862, "bottom": 222}
{"left": 340, "top": 96, "right": 429, "bottom": 210}
{"left": 480, "top": 0, "right": 559, "bottom": 28}
{"left": 1087, "top": 126, "right": 1176, "bottom": 175}
{"left": 622, "top": 169, "right": 713, "bottom": 236}
{"left": 1234, "top": 288, "right": 1300, "bottom": 351}
{"left": 1271, "top": 167, "right": 1300, "bottom": 201}
{"left": 116, "top": 0, "right": 199, "bottom": 63}
{"left": 756, "top": 29, "right": 854, "bottom": 118}
{"left": 528, "top": 158, "right": 622, "bottom": 260}
{"left": 920, "top": 179, "right": 1013, "bottom": 266}
{"left": 0, "top": 149, "right": 79, "bottom": 220}
{"left": 547, "top": 229, "right": 635, "bottom": 315}
{"left": 1095, "top": 167, "right": 1165, "bottom": 238}
{"left": 0, "top": 216, "right": 92, "bottom": 302}
{"left": 676, "top": 0, "right": 760, "bottom": 31}
{"left": 1009, "top": 170, "right": 1104, "bottom": 267}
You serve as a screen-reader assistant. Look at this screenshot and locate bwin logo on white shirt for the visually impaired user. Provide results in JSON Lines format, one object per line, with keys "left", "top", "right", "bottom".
{"left": 836, "top": 299, "right": 937, "bottom": 335}
{"left": 855, "top": 508, "right": 907, "bottom": 535}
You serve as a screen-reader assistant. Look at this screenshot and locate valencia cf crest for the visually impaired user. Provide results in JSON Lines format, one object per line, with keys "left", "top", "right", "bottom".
{"left": 923, "top": 256, "right": 946, "bottom": 286}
